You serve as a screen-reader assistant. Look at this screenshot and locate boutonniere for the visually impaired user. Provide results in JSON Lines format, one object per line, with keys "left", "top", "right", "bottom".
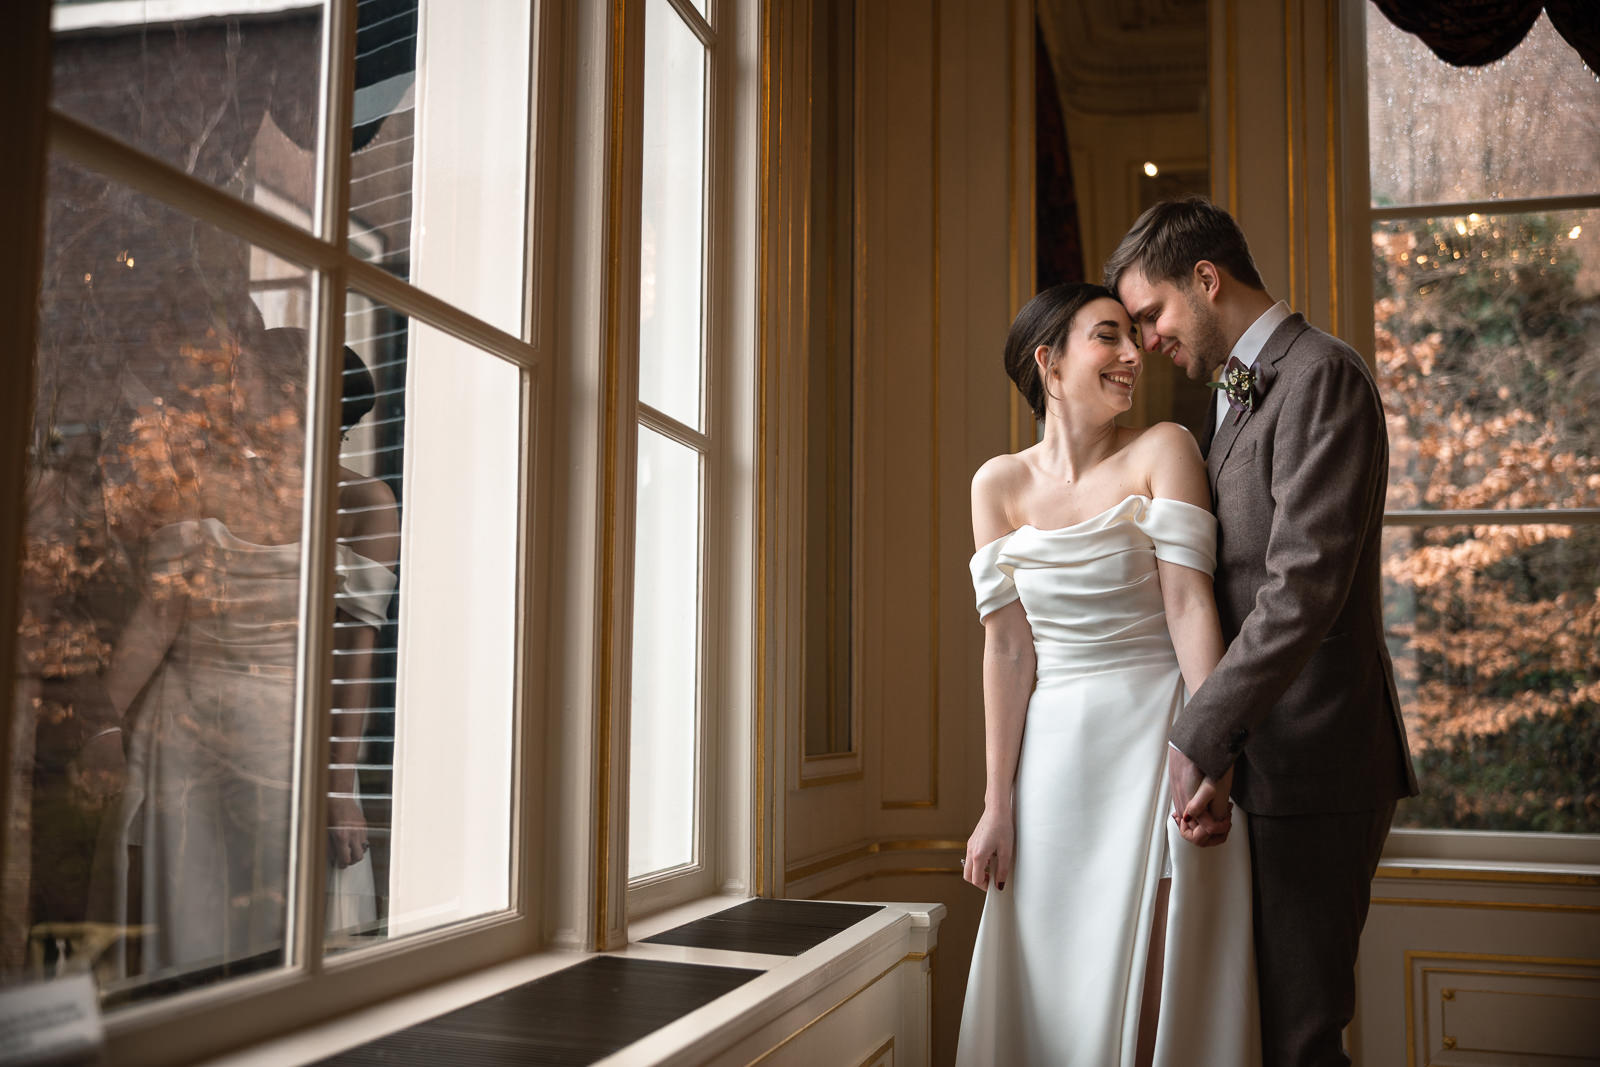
{"left": 1208, "top": 356, "right": 1259, "bottom": 425}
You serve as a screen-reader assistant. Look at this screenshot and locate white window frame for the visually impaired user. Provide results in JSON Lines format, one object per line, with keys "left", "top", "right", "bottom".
{"left": 1341, "top": 0, "right": 1600, "bottom": 870}
{"left": 0, "top": 1, "right": 568, "bottom": 1061}
{"left": 602, "top": 0, "right": 759, "bottom": 927}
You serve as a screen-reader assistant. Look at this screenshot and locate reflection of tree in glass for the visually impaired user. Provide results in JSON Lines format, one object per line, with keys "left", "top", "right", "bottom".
{"left": 1376, "top": 212, "right": 1600, "bottom": 832}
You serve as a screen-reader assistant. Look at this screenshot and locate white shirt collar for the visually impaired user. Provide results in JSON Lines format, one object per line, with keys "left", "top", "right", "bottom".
{"left": 1228, "top": 300, "right": 1291, "bottom": 371}
{"left": 1214, "top": 301, "right": 1290, "bottom": 435}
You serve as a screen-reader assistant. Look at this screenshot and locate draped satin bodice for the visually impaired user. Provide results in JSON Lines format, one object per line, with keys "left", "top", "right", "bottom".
{"left": 970, "top": 495, "right": 1217, "bottom": 679}
{"left": 135, "top": 518, "right": 398, "bottom": 771}
{"left": 147, "top": 517, "right": 396, "bottom": 676}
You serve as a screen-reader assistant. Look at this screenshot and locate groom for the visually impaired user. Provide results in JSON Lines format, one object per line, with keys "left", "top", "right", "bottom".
{"left": 1105, "top": 197, "right": 1417, "bottom": 1066}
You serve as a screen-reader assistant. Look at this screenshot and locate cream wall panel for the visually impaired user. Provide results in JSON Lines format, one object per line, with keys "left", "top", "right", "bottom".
{"left": 778, "top": 0, "right": 1027, "bottom": 876}
{"left": 733, "top": 959, "right": 929, "bottom": 1067}
{"left": 770, "top": 5, "right": 1028, "bottom": 1064}
{"left": 1354, "top": 873, "right": 1600, "bottom": 1066}
{"left": 859, "top": 0, "right": 939, "bottom": 809}
{"left": 1210, "top": 0, "right": 1349, "bottom": 341}
{"left": 936, "top": 0, "right": 1024, "bottom": 838}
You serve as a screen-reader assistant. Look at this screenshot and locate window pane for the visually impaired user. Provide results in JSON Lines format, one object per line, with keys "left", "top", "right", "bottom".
{"left": 1367, "top": 11, "right": 1600, "bottom": 206}
{"left": 1384, "top": 525, "right": 1599, "bottom": 833}
{"left": 628, "top": 429, "right": 702, "bottom": 879}
{"left": 1374, "top": 210, "right": 1600, "bottom": 513}
{"left": 15, "top": 157, "right": 314, "bottom": 1004}
{"left": 638, "top": 0, "right": 708, "bottom": 429}
{"left": 328, "top": 295, "right": 522, "bottom": 951}
{"left": 51, "top": 1, "right": 327, "bottom": 232}
{"left": 348, "top": 0, "right": 531, "bottom": 337}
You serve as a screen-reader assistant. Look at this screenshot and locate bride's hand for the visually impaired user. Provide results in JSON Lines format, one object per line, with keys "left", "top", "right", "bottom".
{"left": 327, "top": 796, "right": 370, "bottom": 869}
{"left": 963, "top": 806, "right": 1014, "bottom": 891}
{"left": 1178, "top": 766, "right": 1235, "bottom": 847}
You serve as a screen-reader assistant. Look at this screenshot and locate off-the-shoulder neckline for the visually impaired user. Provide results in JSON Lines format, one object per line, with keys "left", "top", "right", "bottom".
{"left": 152, "top": 516, "right": 389, "bottom": 566}
{"left": 974, "top": 493, "right": 1211, "bottom": 552}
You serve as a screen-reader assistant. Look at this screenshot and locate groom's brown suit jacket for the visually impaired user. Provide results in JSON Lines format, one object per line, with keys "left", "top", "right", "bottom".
{"left": 1171, "top": 313, "right": 1418, "bottom": 815}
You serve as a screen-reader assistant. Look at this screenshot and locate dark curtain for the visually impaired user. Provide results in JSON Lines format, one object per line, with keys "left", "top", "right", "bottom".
{"left": 1035, "top": 28, "right": 1084, "bottom": 291}
{"left": 1371, "top": 0, "right": 1600, "bottom": 71}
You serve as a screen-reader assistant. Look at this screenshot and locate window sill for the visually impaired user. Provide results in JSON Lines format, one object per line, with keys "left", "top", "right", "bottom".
{"left": 1381, "top": 827, "right": 1600, "bottom": 880}
{"left": 203, "top": 895, "right": 946, "bottom": 1066}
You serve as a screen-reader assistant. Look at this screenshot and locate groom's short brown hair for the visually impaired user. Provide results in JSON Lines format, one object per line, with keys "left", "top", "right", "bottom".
{"left": 1103, "top": 196, "right": 1267, "bottom": 297}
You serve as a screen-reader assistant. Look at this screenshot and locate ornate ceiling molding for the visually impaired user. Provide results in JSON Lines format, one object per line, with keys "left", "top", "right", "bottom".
{"left": 1037, "top": 0, "right": 1208, "bottom": 116}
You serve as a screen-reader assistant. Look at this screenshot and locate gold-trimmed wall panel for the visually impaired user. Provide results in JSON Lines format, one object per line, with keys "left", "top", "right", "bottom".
{"left": 1359, "top": 878, "right": 1600, "bottom": 1066}
{"left": 771, "top": 5, "right": 1030, "bottom": 1063}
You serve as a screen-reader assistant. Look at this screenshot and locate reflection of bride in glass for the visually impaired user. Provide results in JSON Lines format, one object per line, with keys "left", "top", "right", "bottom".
{"left": 84, "top": 324, "right": 398, "bottom": 981}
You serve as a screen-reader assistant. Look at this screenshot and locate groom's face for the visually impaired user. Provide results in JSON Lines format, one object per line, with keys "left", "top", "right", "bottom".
{"left": 1118, "top": 266, "right": 1228, "bottom": 383}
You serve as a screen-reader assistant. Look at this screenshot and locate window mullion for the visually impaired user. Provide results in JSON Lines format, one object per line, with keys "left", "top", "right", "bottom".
{"left": 1370, "top": 191, "right": 1600, "bottom": 222}
{"left": 1385, "top": 508, "right": 1600, "bottom": 527}
{"left": 638, "top": 402, "right": 711, "bottom": 451}
{"left": 663, "top": 0, "right": 715, "bottom": 48}
{"left": 289, "top": 0, "right": 361, "bottom": 976}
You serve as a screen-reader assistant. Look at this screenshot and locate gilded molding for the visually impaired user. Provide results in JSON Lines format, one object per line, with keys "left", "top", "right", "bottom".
{"left": 1377, "top": 865, "right": 1600, "bottom": 889}
{"left": 1403, "top": 950, "right": 1600, "bottom": 1067}
{"left": 1373, "top": 897, "right": 1600, "bottom": 915}
{"left": 785, "top": 837, "right": 965, "bottom": 883}
{"left": 595, "top": 0, "right": 632, "bottom": 947}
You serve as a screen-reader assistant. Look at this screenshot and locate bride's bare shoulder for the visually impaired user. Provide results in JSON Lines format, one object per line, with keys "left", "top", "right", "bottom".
{"left": 1125, "top": 421, "right": 1199, "bottom": 450}
{"left": 971, "top": 452, "right": 1032, "bottom": 546}
{"left": 1126, "top": 423, "right": 1208, "bottom": 505}
{"left": 972, "top": 450, "right": 1034, "bottom": 497}
{"left": 1124, "top": 422, "right": 1202, "bottom": 467}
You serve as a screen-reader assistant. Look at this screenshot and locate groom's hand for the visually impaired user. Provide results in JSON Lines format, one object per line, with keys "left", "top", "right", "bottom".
{"left": 1182, "top": 764, "right": 1235, "bottom": 847}
{"left": 1169, "top": 745, "right": 1232, "bottom": 847}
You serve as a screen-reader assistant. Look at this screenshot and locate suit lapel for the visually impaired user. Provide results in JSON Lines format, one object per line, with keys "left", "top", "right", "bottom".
{"left": 1200, "top": 394, "right": 1218, "bottom": 461}
{"left": 1206, "top": 313, "right": 1310, "bottom": 482}
{"left": 1206, "top": 401, "right": 1246, "bottom": 480}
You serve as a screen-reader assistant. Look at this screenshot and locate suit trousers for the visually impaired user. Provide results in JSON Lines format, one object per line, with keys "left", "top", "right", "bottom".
{"left": 1247, "top": 802, "right": 1396, "bottom": 1067}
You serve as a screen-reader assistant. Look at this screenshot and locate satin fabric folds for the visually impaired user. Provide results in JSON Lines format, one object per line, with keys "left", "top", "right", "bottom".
{"left": 956, "top": 495, "right": 1260, "bottom": 1066}
{"left": 96, "top": 518, "right": 397, "bottom": 975}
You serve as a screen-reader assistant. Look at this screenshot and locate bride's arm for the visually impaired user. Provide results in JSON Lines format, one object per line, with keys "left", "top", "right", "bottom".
{"left": 75, "top": 571, "right": 188, "bottom": 799}
{"left": 965, "top": 601, "right": 1035, "bottom": 891}
{"left": 1147, "top": 424, "right": 1225, "bottom": 696}
{"left": 1146, "top": 425, "right": 1234, "bottom": 845}
{"left": 963, "top": 459, "right": 1035, "bottom": 892}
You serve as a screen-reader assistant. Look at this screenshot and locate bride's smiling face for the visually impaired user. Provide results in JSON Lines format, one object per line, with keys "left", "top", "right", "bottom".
{"left": 1035, "top": 297, "right": 1142, "bottom": 418}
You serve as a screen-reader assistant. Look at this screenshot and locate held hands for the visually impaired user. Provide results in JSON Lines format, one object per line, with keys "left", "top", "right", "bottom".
{"left": 963, "top": 805, "right": 1015, "bottom": 891}
{"left": 327, "top": 795, "right": 370, "bottom": 869}
{"left": 1167, "top": 746, "right": 1234, "bottom": 848}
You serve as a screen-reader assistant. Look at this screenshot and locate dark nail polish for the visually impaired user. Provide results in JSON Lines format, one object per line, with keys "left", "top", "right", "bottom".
{"left": 998, "top": 882, "right": 1006, "bottom": 891}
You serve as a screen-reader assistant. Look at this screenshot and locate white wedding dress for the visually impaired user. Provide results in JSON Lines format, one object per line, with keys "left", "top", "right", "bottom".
{"left": 955, "top": 494, "right": 1260, "bottom": 1066}
{"left": 98, "top": 518, "right": 396, "bottom": 977}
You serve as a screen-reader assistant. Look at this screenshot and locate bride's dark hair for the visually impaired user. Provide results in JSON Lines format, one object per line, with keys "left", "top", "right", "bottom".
{"left": 1003, "top": 282, "right": 1116, "bottom": 422}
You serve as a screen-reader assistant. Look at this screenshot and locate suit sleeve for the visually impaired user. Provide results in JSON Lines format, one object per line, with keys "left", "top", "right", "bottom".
{"left": 1170, "top": 351, "right": 1388, "bottom": 779}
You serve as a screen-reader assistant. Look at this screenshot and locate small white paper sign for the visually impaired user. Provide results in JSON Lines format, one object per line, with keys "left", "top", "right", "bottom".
{"left": 0, "top": 974, "right": 104, "bottom": 1066}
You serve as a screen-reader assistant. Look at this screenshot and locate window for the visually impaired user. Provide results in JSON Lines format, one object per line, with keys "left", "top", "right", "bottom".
{"left": 6, "top": 0, "right": 547, "bottom": 1054}
{"left": 626, "top": 0, "right": 720, "bottom": 908}
{"left": 1364, "top": 8, "right": 1600, "bottom": 834}
{"left": 8, "top": 0, "right": 762, "bottom": 1057}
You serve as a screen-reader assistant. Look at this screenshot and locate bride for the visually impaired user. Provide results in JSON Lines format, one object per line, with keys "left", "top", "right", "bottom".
{"left": 956, "top": 283, "right": 1259, "bottom": 1065}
